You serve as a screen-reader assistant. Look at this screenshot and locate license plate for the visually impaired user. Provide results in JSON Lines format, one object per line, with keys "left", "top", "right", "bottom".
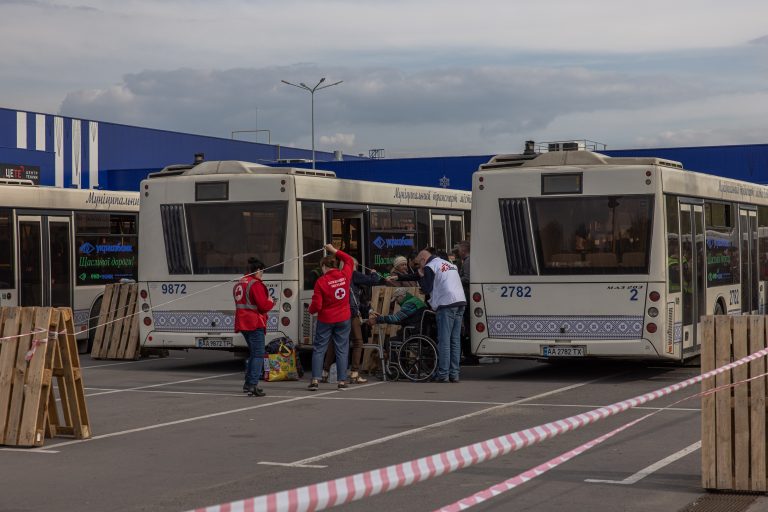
{"left": 541, "top": 345, "right": 585, "bottom": 357}
{"left": 196, "top": 337, "right": 233, "bottom": 348}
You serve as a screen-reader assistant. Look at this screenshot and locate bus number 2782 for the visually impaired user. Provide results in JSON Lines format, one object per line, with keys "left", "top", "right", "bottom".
{"left": 500, "top": 286, "right": 532, "bottom": 298}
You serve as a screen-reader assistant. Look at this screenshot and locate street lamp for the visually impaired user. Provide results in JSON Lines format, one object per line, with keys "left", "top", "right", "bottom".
{"left": 281, "top": 77, "right": 343, "bottom": 169}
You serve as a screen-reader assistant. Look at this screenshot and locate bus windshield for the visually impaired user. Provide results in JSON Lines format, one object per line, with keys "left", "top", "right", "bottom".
{"left": 185, "top": 201, "right": 287, "bottom": 274}
{"left": 530, "top": 195, "right": 653, "bottom": 274}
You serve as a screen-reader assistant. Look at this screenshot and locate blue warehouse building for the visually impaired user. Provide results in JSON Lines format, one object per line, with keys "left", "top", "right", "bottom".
{"left": 1, "top": 106, "right": 768, "bottom": 191}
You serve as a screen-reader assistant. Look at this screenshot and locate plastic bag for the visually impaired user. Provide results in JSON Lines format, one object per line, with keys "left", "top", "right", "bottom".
{"left": 262, "top": 340, "right": 299, "bottom": 382}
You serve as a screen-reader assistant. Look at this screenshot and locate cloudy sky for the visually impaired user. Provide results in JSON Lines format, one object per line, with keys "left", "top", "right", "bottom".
{"left": 3, "top": 0, "right": 768, "bottom": 157}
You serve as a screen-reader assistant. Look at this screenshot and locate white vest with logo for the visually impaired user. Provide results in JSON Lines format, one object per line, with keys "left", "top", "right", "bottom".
{"left": 425, "top": 257, "right": 466, "bottom": 309}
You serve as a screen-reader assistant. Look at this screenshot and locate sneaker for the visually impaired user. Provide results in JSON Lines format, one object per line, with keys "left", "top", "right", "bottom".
{"left": 337, "top": 381, "right": 348, "bottom": 390}
{"left": 430, "top": 375, "right": 449, "bottom": 383}
{"left": 320, "top": 370, "right": 329, "bottom": 384}
{"left": 247, "top": 386, "right": 266, "bottom": 397}
{"left": 449, "top": 377, "right": 460, "bottom": 383}
{"left": 307, "top": 380, "right": 319, "bottom": 392}
{"left": 242, "top": 384, "right": 250, "bottom": 393}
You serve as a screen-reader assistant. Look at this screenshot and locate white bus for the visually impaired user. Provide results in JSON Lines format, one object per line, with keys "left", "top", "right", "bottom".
{"left": 137, "top": 160, "right": 471, "bottom": 351}
{"left": 470, "top": 148, "right": 768, "bottom": 361}
{"left": 0, "top": 180, "right": 139, "bottom": 352}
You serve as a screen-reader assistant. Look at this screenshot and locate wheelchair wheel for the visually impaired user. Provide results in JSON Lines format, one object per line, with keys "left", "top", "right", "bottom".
{"left": 385, "top": 363, "right": 400, "bottom": 382}
{"left": 397, "top": 335, "right": 438, "bottom": 382}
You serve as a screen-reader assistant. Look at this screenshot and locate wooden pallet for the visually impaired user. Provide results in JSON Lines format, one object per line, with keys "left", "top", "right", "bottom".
{"left": 91, "top": 283, "right": 141, "bottom": 360}
{"left": 47, "top": 308, "right": 91, "bottom": 440}
{"left": 701, "top": 315, "right": 767, "bottom": 492}
{"left": 362, "top": 286, "right": 423, "bottom": 373}
{"left": 0, "top": 307, "right": 91, "bottom": 447}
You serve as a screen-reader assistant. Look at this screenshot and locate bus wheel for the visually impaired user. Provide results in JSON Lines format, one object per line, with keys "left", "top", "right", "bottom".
{"left": 79, "top": 296, "right": 103, "bottom": 355}
{"left": 713, "top": 301, "right": 726, "bottom": 315}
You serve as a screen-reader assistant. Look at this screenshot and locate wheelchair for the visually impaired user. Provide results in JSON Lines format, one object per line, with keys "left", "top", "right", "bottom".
{"left": 381, "top": 309, "right": 438, "bottom": 382}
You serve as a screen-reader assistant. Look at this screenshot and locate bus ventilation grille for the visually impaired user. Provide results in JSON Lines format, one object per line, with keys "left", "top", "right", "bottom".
{"left": 666, "top": 303, "right": 675, "bottom": 348}
{"left": 498, "top": 198, "right": 536, "bottom": 275}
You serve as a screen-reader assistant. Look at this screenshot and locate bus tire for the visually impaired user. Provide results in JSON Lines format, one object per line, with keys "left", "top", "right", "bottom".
{"left": 80, "top": 295, "right": 103, "bottom": 355}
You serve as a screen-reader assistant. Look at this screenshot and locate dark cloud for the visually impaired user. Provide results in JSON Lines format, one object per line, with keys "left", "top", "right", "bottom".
{"left": 60, "top": 63, "right": 713, "bottom": 155}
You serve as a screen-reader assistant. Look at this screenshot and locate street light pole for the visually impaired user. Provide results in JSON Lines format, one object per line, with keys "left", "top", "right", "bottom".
{"left": 281, "top": 77, "right": 343, "bottom": 169}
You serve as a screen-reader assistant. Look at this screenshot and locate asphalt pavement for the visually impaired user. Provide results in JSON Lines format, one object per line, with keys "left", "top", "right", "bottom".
{"left": 0, "top": 350, "right": 754, "bottom": 512}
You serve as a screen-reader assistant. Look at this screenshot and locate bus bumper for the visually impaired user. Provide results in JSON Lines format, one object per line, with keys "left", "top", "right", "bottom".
{"left": 142, "top": 330, "right": 292, "bottom": 350}
{"left": 474, "top": 337, "right": 663, "bottom": 359}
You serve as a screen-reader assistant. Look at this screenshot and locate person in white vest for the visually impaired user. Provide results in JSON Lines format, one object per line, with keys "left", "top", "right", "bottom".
{"left": 416, "top": 247, "right": 466, "bottom": 382}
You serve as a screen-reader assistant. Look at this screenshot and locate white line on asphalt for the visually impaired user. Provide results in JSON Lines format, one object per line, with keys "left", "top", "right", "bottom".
{"left": 313, "top": 396, "right": 506, "bottom": 405}
{"left": 81, "top": 357, "right": 185, "bottom": 369}
{"left": 0, "top": 448, "right": 60, "bottom": 454}
{"left": 258, "top": 373, "right": 624, "bottom": 468}
{"left": 39, "top": 382, "right": 384, "bottom": 451}
{"left": 585, "top": 441, "right": 701, "bottom": 485}
{"left": 84, "top": 373, "right": 242, "bottom": 398}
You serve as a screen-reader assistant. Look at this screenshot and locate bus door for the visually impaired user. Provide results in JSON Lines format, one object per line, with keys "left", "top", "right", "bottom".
{"left": 679, "top": 203, "right": 706, "bottom": 353}
{"left": 17, "top": 215, "right": 72, "bottom": 308}
{"left": 327, "top": 208, "right": 365, "bottom": 266}
{"left": 739, "top": 208, "right": 759, "bottom": 314}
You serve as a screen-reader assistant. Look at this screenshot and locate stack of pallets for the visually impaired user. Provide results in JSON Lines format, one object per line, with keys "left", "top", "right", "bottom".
{"left": 91, "top": 283, "right": 141, "bottom": 360}
{"left": 0, "top": 307, "right": 91, "bottom": 447}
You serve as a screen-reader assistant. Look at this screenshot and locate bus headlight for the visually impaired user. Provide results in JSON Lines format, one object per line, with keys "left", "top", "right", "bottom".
{"left": 142, "top": 303, "right": 150, "bottom": 313}
{"left": 647, "top": 307, "right": 658, "bottom": 318}
{"left": 282, "top": 303, "right": 291, "bottom": 312}
{"left": 474, "top": 307, "right": 484, "bottom": 318}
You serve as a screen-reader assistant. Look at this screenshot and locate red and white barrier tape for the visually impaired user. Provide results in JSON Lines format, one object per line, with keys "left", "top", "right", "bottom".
{"left": 435, "top": 368, "right": 768, "bottom": 511}
{"left": 188, "top": 345, "right": 768, "bottom": 512}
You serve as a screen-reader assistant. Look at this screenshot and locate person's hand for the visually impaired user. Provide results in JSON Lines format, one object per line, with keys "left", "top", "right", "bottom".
{"left": 365, "top": 318, "right": 376, "bottom": 327}
{"left": 324, "top": 243, "right": 337, "bottom": 255}
{"left": 385, "top": 275, "right": 398, "bottom": 282}
{"left": 418, "top": 267, "right": 425, "bottom": 277}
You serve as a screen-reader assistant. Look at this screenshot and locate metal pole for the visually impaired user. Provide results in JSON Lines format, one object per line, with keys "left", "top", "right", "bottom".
{"left": 311, "top": 91, "right": 315, "bottom": 169}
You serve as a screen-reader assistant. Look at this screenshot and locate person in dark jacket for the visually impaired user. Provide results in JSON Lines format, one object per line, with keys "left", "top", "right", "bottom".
{"left": 322, "top": 261, "right": 382, "bottom": 384}
{"left": 367, "top": 288, "right": 427, "bottom": 334}
{"left": 307, "top": 244, "right": 354, "bottom": 391}
{"left": 233, "top": 257, "right": 274, "bottom": 397}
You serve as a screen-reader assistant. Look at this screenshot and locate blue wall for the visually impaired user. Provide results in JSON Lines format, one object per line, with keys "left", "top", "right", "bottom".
{"left": 3, "top": 107, "right": 768, "bottom": 192}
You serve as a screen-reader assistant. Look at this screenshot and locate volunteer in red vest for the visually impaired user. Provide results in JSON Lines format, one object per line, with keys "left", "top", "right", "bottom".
{"left": 233, "top": 257, "right": 274, "bottom": 397}
{"left": 307, "top": 243, "right": 354, "bottom": 391}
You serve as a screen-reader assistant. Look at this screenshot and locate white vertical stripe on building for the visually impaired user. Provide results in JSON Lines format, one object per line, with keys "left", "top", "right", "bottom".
{"left": 16, "top": 111, "right": 27, "bottom": 149}
{"left": 89, "top": 121, "right": 99, "bottom": 189}
{"left": 71, "top": 119, "right": 82, "bottom": 189}
{"left": 35, "top": 114, "right": 46, "bottom": 151}
{"left": 54, "top": 116, "right": 64, "bottom": 188}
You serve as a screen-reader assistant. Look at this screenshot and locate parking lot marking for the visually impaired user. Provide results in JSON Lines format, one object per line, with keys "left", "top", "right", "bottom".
{"left": 0, "top": 448, "right": 60, "bottom": 454}
{"left": 40, "top": 382, "right": 384, "bottom": 451}
{"left": 81, "top": 357, "right": 186, "bottom": 369}
{"left": 585, "top": 441, "right": 701, "bottom": 485}
{"left": 259, "top": 374, "right": 623, "bottom": 468}
{"left": 84, "top": 372, "right": 242, "bottom": 397}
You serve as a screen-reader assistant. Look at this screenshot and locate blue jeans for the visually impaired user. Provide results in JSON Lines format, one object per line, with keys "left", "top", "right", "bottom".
{"left": 312, "top": 319, "right": 351, "bottom": 382}
{"left": 243, "top": 329, "right": 266, "bottom": 387}
{"left": 436, "top": 306, "right": 465, "bottom": 380}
